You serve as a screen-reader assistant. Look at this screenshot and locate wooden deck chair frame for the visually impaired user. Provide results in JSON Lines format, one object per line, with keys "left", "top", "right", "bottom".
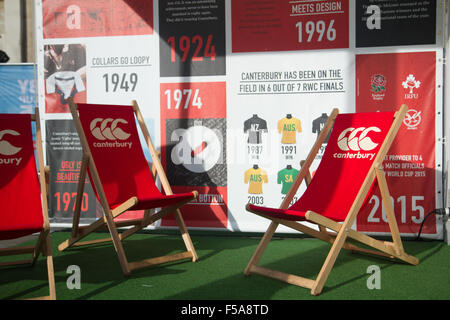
{"left": 0, "top": 108, "right": 56, "bottom": 300}
{"left": 58, "top": 98, "right": 198, "bottom": 276}
{"left": 244, "top": 104, "right": 418, "bottom": 296}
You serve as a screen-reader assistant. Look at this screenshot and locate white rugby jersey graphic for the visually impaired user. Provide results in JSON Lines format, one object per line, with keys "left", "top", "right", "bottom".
{"left": 46, "top": 71, "right": 85, "bottom": 102}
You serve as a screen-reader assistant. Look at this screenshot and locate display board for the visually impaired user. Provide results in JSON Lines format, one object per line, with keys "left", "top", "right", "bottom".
{"left": 34, "top": 0, "right": 445, "bottom": 238}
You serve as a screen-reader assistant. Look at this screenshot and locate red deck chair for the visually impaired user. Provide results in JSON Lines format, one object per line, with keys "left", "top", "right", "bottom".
{"left": 244, "top": 105, "right": 419, "bottom": 295}
{"left": 58, "top": 98, "right": 198, "bottom": 276}
{"left": 0, "top": 109, "right": 56, "bottom": 300}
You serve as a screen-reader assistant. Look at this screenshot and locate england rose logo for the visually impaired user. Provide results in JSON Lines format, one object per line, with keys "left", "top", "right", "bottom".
{"left": 370, "top": 74, "right": 386, "bottom": 101}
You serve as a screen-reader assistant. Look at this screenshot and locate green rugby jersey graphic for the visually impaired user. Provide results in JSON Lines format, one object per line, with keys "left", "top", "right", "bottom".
{"left": 277, "top": 166, "right": 299, "bottom": 194}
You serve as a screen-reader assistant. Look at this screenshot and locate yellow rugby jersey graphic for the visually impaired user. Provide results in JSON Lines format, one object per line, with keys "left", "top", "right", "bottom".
{"left": 244, "top": 166, "right": 268, "bottom": 194}
{"left": 277, "top": 115, "right": 302, "bottom": 144}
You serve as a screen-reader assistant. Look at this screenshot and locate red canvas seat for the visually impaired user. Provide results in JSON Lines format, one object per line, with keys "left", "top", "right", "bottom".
{"left": 77, "top": 103, "right": 195, "bottom": 212}
{"left": 246, "top": 205, "right": 307, "bottom": 222}
{"left": 248, "top": 112, "right": 393, "bottom": 223}
{"left": 244, "top": 105, "right": 419, "bottom": 296}
{"left": 58, "top": 99, "right": 198, "bottom": 277}
{"left": 0, "top": 111, "right": 55, "bottom": 300}
{"left": 0, "top": 115, "right": 43, "bottom": 239}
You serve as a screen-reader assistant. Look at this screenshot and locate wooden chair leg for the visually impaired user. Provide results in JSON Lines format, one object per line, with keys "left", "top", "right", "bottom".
{"left": 173, "top": 209, "right": 198, "bottom": 262}
{"left": 58, "top": 217, "right": 108, "bottom": 251}
{"left": 72, "top": 155, "right": 89, "bottom": 238}
{"left": 31, "top": 232, "right": 45, "bottom": 266}
{"left": 376, "top": 166, "right": 404, "bottom": 255}
{"left": 102, "top": 211, "right": 131, "bottom": 276}
{"left": 311, "top": 227, "right": 348, "bottom": 295}
{"left": 45, "top": 235, "right": 56, "bottom": 300}
{"left": 244, "top": 221, "right": 279, "bottom": 276}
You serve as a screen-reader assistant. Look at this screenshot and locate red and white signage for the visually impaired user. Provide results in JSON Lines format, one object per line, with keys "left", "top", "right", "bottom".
{"left": 356, "top": 51, "right": 437, "bottom": 235}
{"left": 34, "top": 1, "right": 443, "bottom": 238}
{"left": 232, "top": 0, "right": 349, "bottom": 52}
{"left": 160, "top": 82, "right": 228, "bottom": 228}
{"left": 42, "top": 0, "right": 153, "bottom": 38}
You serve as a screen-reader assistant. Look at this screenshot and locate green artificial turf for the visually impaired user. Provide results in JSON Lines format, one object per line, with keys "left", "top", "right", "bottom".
{"left": 1, "top": 230, "right": 449, "bottom": 300}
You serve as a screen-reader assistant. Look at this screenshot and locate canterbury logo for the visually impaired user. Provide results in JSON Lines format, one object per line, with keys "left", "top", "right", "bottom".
{"left": 0, "top": 130, "right": 22, "bottom": 155}
{"left": 337, "top": 127, "right": 381, "bottom": 152}
{"left": 0, "top": 130, "right": 23, "bottom": 165}
{"left": 90, "top": 118, "right": 131, "bottom": 141}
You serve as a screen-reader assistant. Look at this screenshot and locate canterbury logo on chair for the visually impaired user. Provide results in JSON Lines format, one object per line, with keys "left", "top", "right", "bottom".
{"left": 0, "top": 130, "right": 23, "bottom": 165}
{"left": 89, "top": 118, "right": 132, "bottom": 149}
{"left": 334, "top": 127, "right": 381, "bottom": 161}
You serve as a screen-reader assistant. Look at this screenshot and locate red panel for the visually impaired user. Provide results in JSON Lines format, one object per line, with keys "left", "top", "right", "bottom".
{"left": 232, "top": 0, "right": 349, "bottom": 52}
{"left": 160, "top": 82, "right": 228, "bottom": 228}
{"left": 162, "top": 186, "right": 228, "bottom": 228}
{"left": 355, "top": 52, "right": 436, "bottom": 234}
{"left": 42, "top": 0, "right": 153, "bottom": 38}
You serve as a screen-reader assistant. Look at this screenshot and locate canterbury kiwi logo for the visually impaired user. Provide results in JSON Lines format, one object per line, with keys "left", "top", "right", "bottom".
{"left": 337, "top": 127, "right": 381, "bottom": 152}
{"left": 0, "top": 130, "right": 22, "bottom": 155}
{"left": 90, "top": 118, "right": 131, "bottom": 141}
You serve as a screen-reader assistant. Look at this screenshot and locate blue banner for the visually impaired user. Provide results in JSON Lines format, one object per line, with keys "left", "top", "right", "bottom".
{"left": 0, "top": 64, "right": 36, "bottom": 113}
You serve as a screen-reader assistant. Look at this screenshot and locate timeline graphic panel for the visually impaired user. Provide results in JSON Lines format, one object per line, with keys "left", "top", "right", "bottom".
{"left": 34, "top": 1, "right": 443, "bottom": 237}
{"left": 42, "top": 0, "right": 153, "bottom": 38}
{"left": 355, "top": 0, "right": 436, "bottom": 47}
{"left": 232, "top": 0, "right": 349, "bottom": 52}
{"left": 159, "top": 0, "right": 226, "bottom": 77}
{"left": 160, "top": 82, "right": 227, "bottom": 228}
{"left": 46, "top": 120, "right": 97, "bottom": 223}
